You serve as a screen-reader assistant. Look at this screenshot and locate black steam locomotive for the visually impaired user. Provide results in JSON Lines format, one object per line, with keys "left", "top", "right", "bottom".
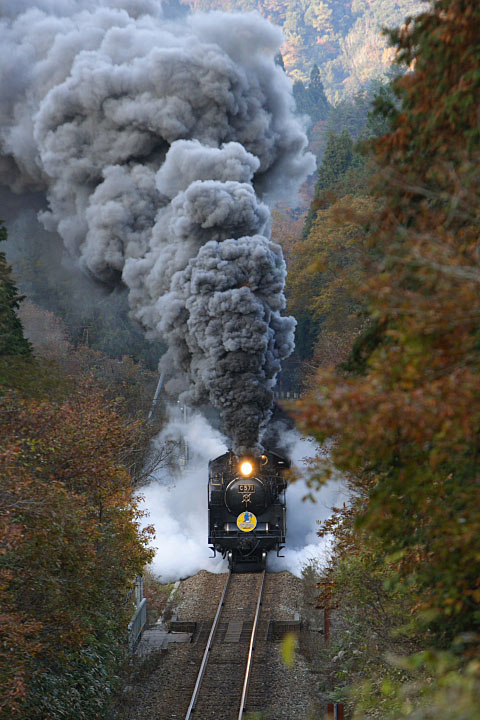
{"left": 208, "top": 449, "right": 289, "bottom": 572}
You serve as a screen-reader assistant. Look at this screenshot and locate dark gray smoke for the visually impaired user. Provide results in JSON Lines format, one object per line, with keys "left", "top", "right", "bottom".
{"left": 0, "top": 1, "right": 315, "bottom": 453}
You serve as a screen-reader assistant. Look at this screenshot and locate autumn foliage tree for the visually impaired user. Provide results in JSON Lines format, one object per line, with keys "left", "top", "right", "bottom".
{"left": 0, "top": 228, "right": 156, "bottom": 719}
{"left": 288, "top": 195, "right": 373, "bottom": 367}
{"left": 0, "top": 386, "right": 154, "bottom": 719}
{"left": 297, "top": 0, "right": 480, "bottom": 716}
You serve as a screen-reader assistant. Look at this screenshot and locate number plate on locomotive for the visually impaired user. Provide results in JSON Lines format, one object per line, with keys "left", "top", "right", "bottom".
{"left": 238, "top": 484, "right": 255, "bottom": 493}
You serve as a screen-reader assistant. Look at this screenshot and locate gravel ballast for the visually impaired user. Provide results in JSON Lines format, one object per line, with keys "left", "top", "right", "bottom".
{"left": 116, "top": 570, "right": 325, "bottom": 720}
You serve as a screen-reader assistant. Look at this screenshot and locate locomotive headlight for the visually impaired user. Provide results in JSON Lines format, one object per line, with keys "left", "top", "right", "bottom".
{"left": 240, "top": 460, "right": 253, "bottom": 477}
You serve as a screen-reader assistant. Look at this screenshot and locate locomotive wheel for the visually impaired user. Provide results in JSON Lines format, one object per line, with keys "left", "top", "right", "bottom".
{"left": 261, "top": 551, "right": 267, "bottom": 569}
{"left": 227, "top": 551, "right": 233, "bottom": 570}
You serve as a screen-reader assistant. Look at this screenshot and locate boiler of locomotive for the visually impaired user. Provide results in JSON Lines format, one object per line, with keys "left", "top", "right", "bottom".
{"left": 224, "top": 456, "right": 272, "bottom": 516}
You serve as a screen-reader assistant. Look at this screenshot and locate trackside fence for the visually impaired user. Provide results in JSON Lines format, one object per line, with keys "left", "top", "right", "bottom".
{"left": 273, "top": 391, "right": 300, "bottom": 400}
{"left": 128, "top": 598, "right": 147, "bottom": 651}
{"left": 128, "top": 575, "right": 147, "bottom": 651}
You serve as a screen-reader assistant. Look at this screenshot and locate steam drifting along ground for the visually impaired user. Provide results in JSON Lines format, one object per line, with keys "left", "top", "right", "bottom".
{"left": 140, "top": 412, "right": 347, "bottom": 582}
{"left": 0, "top": 1, "right": 315, "bottom": 453}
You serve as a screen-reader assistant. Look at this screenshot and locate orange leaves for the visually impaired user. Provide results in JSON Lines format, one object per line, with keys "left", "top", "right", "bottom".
{"left": 294, "top": 0, "right": 480, "bottom": 651}
{"left": 286, "top": 194, "right": 374, "bottom": 366}
{"left": 0, "top": 386, "right": 154, "bottom": 716}
{"left": 0, "top": 600, "right": 43, "bottom": 717}
{"left": 378, "top": 1, "right": 480, "bottom": 164}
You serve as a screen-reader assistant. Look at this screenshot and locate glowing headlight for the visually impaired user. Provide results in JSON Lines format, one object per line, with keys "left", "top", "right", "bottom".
{"left": 240, "top": 461, "right": 253, "bottom": 477}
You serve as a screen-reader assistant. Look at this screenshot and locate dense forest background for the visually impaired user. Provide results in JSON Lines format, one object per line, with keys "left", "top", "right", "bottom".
{"left": 180, "top": 0, "right": 425, "bottom": 101}
{"left": 296, "top": 1, "right": 480, "bottom": 718}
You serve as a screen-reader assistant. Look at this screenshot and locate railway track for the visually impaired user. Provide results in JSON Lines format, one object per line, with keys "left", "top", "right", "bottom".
{"left": 185, "top": 570, "right": 267, "bottom": 720}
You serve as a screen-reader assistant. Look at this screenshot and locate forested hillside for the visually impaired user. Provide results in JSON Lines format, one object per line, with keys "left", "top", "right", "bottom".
{"left": 275, "top": 81, "right": 394, "bottom": 379}
{"left": 180, "top": 0, "right": 425, "bottom": 100}
{"left": 296, "top": 0, "right": 480, "bottom": 717}
{"left": 0, "top": 222, "right": 164, "bottom": 720}
{"left": 5, "top": 217, "right": 166, "bottom": 370}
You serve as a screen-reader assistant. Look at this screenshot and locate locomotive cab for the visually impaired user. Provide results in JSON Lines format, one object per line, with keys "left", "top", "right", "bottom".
{"left": 208, "top": 449, "right": 289, "bottom": 572}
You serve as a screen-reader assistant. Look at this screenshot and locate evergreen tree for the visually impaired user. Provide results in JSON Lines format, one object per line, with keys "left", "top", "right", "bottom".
{"left": 293, "top": 66, "right": 331, "bottom": 124}
{"left": 302, "top": 130, "right": 359, "bottom": 241}
{"left": 292, "top": 79, "right": 309, "bottom": 116}
{"left": 0, "top": 221, "right": 31, "bottom": 356}
{"left": 315, "top": 129, "right": 355, "bottom": 193}
{"left": 308, "top": 63, "right": 330, "bottom": 121}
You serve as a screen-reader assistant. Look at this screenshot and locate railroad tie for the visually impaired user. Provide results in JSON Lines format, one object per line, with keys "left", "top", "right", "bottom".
{"left": 223, "top": 620, "right": 243, "bottom": 643}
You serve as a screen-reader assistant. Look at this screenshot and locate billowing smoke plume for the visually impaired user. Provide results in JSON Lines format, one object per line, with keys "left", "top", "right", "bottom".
{"left": 0, "top": 1, "right": 315, "bottom": 452}
{"left": 141, "top": 412, "right": 347, "bottom": 581}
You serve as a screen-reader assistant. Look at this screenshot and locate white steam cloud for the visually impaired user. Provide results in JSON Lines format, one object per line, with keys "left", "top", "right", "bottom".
{"left": 141, "top": 413, "right": 346, "bottom": 582}
{"left": 0, "top": 1, "right": 315, "bottom": 452}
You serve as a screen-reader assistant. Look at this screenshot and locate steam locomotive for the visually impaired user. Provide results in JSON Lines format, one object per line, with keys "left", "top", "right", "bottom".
{"left": 208, "top": 449, "right": 289, "bottom": 572}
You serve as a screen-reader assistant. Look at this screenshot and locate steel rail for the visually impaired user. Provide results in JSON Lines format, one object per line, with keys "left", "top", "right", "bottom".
{"left": 185, "top": 571, "right": 231, "bottom": 720}
{"left": 237, "top": 570, "right": 266, "bottom": 719}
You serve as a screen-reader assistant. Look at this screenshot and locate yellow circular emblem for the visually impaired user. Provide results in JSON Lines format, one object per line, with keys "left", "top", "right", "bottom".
{"left": 237, "top": 511, "right": 257, "bottom": 532}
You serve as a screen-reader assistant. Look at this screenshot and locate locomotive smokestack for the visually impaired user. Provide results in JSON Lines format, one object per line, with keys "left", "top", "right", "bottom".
{"left": 0, "top": 1, "right": 315, "bottom": 453}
